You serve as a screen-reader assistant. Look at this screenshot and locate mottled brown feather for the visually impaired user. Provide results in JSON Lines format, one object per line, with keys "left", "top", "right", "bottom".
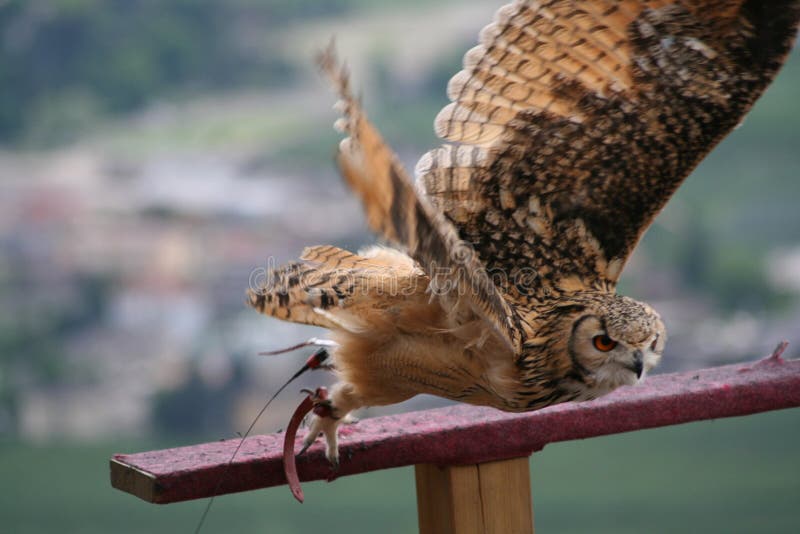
{"left": 417, "top": 0, "right": 800, "bottom": 302}
{"left": 248, "top": 245, "right": 429, "bottom": 331}
{"left": 317, "top": 44, "right": 526, "bottom": 353}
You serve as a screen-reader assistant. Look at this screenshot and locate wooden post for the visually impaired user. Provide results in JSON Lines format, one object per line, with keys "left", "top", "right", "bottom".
{"left": 415, "top": 456, "right": 534, "bottom": 534}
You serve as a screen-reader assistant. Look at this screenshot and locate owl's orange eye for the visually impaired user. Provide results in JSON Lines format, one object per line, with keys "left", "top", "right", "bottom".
{"left": 592, "top": 334, "right": 617, "bottom": 352}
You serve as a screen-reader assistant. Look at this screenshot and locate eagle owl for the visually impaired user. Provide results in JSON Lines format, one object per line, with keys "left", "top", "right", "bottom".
{"left": 249, "top": 1, "right": 800, "bottom": 466}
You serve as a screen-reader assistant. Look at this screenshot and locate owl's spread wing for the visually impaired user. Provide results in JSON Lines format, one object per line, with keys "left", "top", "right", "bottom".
{"left": 416, "top": 0, "right": 800, "bottom": 302}
{"left": 318, "top": 47, "right": 524, "bottom": 353}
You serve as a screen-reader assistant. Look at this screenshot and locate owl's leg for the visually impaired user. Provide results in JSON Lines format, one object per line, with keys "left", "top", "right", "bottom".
{"left": 300, "top": 382, "right": 362, "bottom": 469}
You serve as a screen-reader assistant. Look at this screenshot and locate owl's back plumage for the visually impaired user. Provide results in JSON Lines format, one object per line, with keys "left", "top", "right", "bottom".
{"left": 248, "top": 1, "right": 800, "bottom": 465}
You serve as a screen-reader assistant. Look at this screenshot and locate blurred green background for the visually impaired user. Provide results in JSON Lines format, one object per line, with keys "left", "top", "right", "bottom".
{"left": 0, "top": 0, "right": 798, "bottom": 532}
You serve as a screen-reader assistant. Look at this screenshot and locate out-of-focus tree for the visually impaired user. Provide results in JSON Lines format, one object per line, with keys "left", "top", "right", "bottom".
{"left": 0, "top": 0, "right": 361, "bottom": 146}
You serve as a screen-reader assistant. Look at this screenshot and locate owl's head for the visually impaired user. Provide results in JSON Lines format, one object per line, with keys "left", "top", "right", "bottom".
{"left": 567, "top": 295, "right": 666, "bottom": 394}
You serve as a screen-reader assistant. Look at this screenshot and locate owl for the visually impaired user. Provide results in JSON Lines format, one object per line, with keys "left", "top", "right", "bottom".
{"left": 249, "top": 1, "right": 800, "bottom": 467}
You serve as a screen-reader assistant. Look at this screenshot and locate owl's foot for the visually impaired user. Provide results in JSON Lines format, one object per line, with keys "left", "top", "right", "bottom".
{"left": 298, "top": 383, "right": 361, "bottom": 470}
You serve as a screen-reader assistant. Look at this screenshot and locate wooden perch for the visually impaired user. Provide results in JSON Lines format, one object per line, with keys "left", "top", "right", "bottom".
{"left": 110, "top": 351, "right": 800, "bottom": 505}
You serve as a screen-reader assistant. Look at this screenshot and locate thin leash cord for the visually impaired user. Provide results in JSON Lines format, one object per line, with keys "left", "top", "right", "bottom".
{"left": 193, "top": 367, "right": 306, "bottom": 534}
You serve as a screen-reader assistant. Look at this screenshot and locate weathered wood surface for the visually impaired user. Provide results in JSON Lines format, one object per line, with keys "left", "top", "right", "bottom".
{"left": 416, "top": 457, "right": 534, "bottom": 534}
{"left": 111, "top": 353, "right": 800, "bottom": 504}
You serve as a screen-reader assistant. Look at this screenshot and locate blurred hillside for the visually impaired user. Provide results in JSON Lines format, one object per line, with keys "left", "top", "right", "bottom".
{"left": 0, "top": 0, "right": 798, "bottom": 447}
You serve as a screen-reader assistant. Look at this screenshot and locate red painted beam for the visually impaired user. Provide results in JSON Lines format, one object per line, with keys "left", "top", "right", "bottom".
{"left": 110, "top": 351, "right": 800, "bottom": 504}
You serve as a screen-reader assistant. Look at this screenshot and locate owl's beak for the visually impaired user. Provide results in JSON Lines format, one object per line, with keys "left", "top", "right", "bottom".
{"left": 631, "top": 350, "right": 644, "bottom": 379}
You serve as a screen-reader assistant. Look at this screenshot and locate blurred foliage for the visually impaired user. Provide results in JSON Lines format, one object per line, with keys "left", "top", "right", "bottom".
{"left": 152, "top": 360, "right": 245, "bottom": 437}
{"left": 0, "top": 268, "right": 112, "bottom": 433}
{"left": 0, "top": 0, "right": 364, "bottom": 146}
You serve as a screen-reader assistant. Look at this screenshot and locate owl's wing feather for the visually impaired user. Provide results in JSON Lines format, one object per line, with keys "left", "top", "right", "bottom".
{"left": 248, "top": 245, "right": 425, "bottom": 332}
{"left": 318, "top": 46, "right": 524, "bottom": 353}
{"left": 417, "top": 0, "right": 800, "bottom": 301}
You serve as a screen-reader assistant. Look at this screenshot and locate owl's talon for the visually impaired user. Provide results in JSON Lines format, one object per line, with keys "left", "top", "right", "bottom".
{"left": 296, "top": 439, "right": 314, "bottom": 457}
{"left": 293, "top": 383, "right": 360, "bottom": 470}
{"left": 302, "top": 412, "right": 341, "bottom": 467}
{"left": 301, "top": 393, "right": 346, "bottom": 468}
{"left": 312, "top": 399, "right": 337, "bottom": 419}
